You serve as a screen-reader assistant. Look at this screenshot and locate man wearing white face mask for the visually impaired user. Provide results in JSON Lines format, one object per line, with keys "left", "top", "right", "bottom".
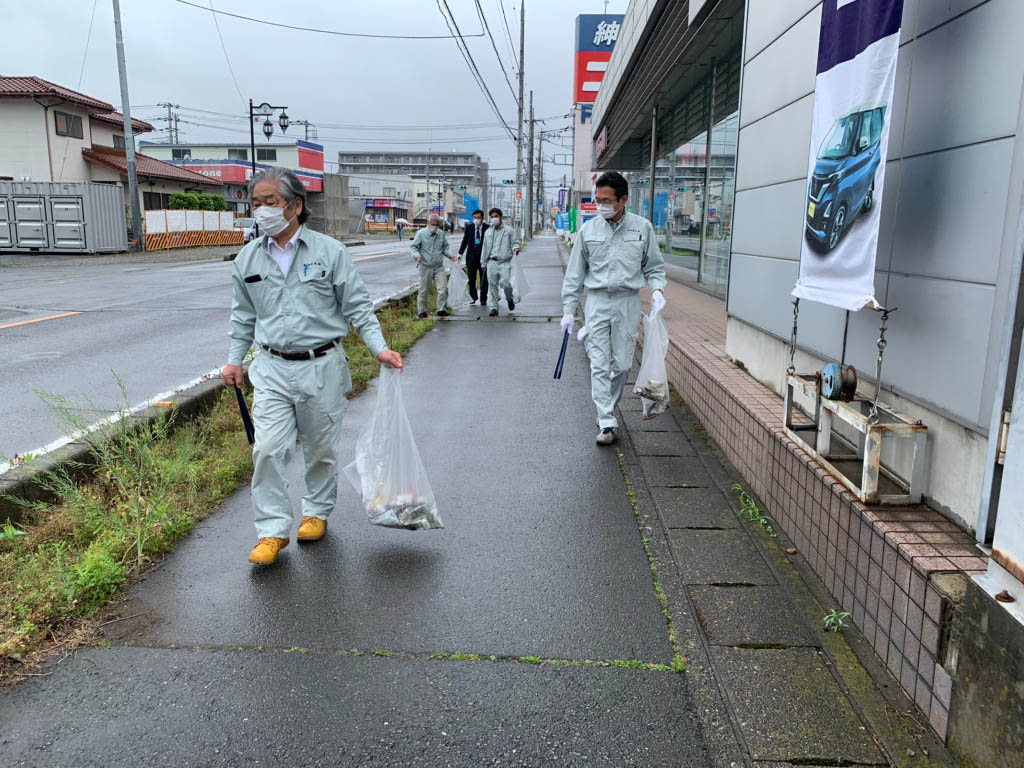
{"left": 411, "top": 213, "right": 455, "bottom": 318}
{"left": 561, "top": 171, "right": 666, "bottom": 445}
{"left": 223, "top": 168, "right": 403, "bottom": 565}
{"left": 480, "top": 207, "right": 516, "bottom": 317}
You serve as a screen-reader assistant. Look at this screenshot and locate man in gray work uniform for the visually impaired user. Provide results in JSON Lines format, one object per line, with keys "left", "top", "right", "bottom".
{"left": 222, "top": 167, "right": 403, "bottom": 566}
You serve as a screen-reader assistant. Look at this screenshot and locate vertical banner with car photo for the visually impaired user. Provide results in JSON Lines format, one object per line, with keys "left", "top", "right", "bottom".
{"left": 793, "top": 0, "right": 904, "bottom": 311}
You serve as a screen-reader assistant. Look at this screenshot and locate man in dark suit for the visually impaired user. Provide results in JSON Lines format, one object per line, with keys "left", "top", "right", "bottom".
{"left": 458, "top": 209, "right": 489, "bottom": 304}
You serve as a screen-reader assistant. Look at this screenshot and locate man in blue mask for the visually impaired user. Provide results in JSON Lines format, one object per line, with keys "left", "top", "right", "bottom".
{"left": 224, "top": 168, "right": 403, "bottom": 565}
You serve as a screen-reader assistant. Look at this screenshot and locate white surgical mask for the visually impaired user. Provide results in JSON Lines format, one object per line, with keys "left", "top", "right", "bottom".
{"left": 428, "top": 225, "right": 438, "bottom": 233}
{"left": 490, "top": 217, "right": 501, "bottom": 227}
{"left": 254, "top": 205, "right": 291, "bottom": 236}
{"left": 597, "top": 203, "right": 618, "bottom": 220}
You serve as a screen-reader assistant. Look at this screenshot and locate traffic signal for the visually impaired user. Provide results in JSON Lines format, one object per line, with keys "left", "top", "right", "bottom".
{"left": 502, "top": 179, "right": 514, "bottom": 184}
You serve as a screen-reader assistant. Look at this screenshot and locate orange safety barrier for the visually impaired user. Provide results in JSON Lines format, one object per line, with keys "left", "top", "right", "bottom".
{"left": 144, "top": 212, "right": 244, "bottom": 252}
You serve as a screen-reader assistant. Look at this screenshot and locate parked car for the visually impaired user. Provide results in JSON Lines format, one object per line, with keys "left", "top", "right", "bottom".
{"left": 806, "top": 105, "right": 886, "bottom": 251}
{"left": 233, "top": 217, "right": 256, "bottom": 243}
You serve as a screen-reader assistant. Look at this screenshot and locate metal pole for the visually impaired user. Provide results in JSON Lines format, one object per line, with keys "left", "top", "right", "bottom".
{"left": 537, "top": 129, "right": 544, "bottom": 232}
{"left": 527, "top": 91, "right": 535, "bottom": 239}
{"left": 647, "top": 104, "right": 657, "bottom": 226}
{"left": 248, "top": 98, "right": 257, "bottom": 222}
{"left": 698, "top": 58, "right": 717, "bottom": 283}
{"left": 515, "top": 0, "right": 525, "bottom": 240}
{"left": 112, "top": 0, "right": 143, "bottom": 251}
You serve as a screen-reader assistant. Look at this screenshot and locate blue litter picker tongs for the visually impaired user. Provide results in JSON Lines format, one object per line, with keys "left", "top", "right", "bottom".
{"left": 234, "top": 385, "right": 255, "bottom": 445}
{"left": 553, "top": 329, "right": 569, "bottom": 380}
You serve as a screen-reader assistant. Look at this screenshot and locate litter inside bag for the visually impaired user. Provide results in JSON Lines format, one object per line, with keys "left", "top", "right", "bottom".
{"left": 445, "top": 259, "right": 472, "bottom": 310}
{"left": 343, "top": 367, "right": 443, "bottom": 530}
{"left": 634, "top": 310, "right": 670, "bottom": 420}
{"left": 510, "top": 255, "right": 530, "bottom": 302}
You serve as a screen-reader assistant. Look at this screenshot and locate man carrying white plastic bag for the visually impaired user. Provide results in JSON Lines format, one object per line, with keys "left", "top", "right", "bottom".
{"left": 343, "top": 367, "right": 443, "bottom": 530}
{"left": 635, "top": 306, "right": 670, "bottom": 419}
{"left": 445, "top": 257, "right": 473, "bottom": 312}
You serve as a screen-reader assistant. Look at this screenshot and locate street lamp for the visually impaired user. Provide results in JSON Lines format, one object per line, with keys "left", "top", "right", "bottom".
{"left": 247, "top": 99, "right": 289, "bottom": 225}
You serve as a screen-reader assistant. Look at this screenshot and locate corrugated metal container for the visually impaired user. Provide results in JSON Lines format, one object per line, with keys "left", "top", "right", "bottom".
{"left": 0, "top": 181, "right": 128, "bottom": 254}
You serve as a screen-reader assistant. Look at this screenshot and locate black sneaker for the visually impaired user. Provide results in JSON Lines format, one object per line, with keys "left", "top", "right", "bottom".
{"left": 489, "top": 309, "right": 498, "bottom": 317}
{"left": 436, "top": 309, "right": 450, "bottom": 317}
{"left": 418, "top": 312, "right": 427, "bottom": 319}
{"left": 508, "top": 299, "right": 515, "bottom": 311}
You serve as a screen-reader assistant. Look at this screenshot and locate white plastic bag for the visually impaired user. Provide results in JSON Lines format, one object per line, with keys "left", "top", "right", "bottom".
{"left": 343, "top": 367, "right": 443, "bottom": 530}
{"left": 510, "top": 255, "right": 530, "bottom": 302}
{"left": 634, "top": 310, "right": 669, "bottom": 419}
{"left": 445, "top": 259, "right": 471, "bottom": 310}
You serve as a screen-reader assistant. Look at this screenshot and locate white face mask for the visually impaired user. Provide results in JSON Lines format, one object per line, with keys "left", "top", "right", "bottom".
{"left": 473, "top": 219, "right": 483, "bottom": 227}
{"left": 597, "top": 202, "right": 618, "bottom": 220}
{"left": 490, "top": 217, "right": 501, "bottom": 227}
{"left": 428, "top": 225, "right": 438, "bottom": 233}
{"left": 254, "top": 204, "right": 292, "bottom": 236}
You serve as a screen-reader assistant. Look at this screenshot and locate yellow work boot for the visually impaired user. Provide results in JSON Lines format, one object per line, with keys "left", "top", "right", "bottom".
{"left": 297, "top": 516, "right": 327, "bottom": 542}
{"left": 248, "top": 537, "right": 289, "bottom": 565}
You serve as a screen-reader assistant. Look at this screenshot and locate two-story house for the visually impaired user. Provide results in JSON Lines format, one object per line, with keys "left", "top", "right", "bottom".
{"left": 0, "top": 76, "right": 221, "bottom": 213}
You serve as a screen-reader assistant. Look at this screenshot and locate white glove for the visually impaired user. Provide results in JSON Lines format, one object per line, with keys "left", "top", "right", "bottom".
{"left": 560, "top": 313, "right": 574, "bottom": 335}
{"left": 651, "top": 290, "right": 666, "bottom": 314}
{"left": 577, "top": 325, "right": 589, "bottom": 342}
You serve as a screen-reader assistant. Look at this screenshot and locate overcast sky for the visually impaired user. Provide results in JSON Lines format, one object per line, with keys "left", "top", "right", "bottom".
{"left": 6, "top": 0, "right": 628, "bottom": 181}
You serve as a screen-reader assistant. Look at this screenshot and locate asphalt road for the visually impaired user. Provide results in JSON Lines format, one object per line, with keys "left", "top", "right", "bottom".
{"left": 0, "top": 236, "right": 454, "bottom": 461}
{"left": 0, "top": 238, "right": 710, "bottom": 767}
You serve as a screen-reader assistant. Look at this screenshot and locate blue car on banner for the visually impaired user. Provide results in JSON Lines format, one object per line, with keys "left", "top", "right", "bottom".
{"left": 806, "top": 105, "right": 886, "bottom": 252}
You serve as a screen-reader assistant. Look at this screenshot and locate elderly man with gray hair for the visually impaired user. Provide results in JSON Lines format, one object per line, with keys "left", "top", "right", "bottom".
{"left": 410, "top": 213, "right": 455, "bottom": 318}
{"left": 222, "top": 167, "right": 403, "bottom": 566}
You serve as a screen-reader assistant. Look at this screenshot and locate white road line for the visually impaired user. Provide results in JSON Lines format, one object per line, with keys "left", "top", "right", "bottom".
{"left": 353, "top": 251, "right": 401, "bottom": 262}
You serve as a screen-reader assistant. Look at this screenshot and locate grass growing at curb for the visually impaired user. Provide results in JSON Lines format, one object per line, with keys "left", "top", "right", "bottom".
{"left": 616, "top": 449, "right": 687, "bottom": 674}
{"left": 0, "top": 295, "right": 434, "bottom": 678}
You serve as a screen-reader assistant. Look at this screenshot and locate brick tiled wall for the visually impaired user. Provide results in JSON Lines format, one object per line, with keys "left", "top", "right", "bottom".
{"left": 650, "top": 281, "right": 986, "bottom": 740}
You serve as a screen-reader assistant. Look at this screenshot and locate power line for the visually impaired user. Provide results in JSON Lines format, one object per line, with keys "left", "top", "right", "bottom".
{"left": 473, "top": 0, "right": 518, "bottom": 106}
{"left": 206, "top": 0, "right": 245, "bottom": 108}
{"left": 59, "top": 0, "right": 99, "bottom": 181}
{"left": 172, "top": 0, "right": 485, "bottom": 40}
{"left": 435, "top": 0, "right": 515, "bottom": 141}
{"left": 496, "top": 0, "right": 518, "bottom": 68}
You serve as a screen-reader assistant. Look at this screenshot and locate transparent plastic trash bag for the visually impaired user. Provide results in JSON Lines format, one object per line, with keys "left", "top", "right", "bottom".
{"left": 634, "top": 310, "right": 670, "bottom": 419}
{"left": 510, "top": 255, "right": 530, "bottom": 302}
{"left": 445, "top": 259, "right": 472, "bottom": 310}
{"left": 343, "top": 367, "right": 443, "bottom": 530}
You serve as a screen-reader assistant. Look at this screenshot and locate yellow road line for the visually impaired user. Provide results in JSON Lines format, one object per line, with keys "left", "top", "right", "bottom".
{"left": 0, "top": 311, "right": 81, "bottom": 330}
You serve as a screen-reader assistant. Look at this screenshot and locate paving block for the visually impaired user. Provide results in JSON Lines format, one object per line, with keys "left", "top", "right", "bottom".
{"left": 630, "top": 431, "right": 697, "bottom": 457}
{"left": 640, "top": 455, "right": 713, "bottom": 487}
{"left": 651, "top": 487, "right": 739, "bottom": 529}
{"left": 621, "top": 409, "right": 682, "bottom": 433}
{"left": 712, "top": 647, "right": 884, "bottom": 765}
{"left": 668, "top": 529, "right": 777, "bottom": 585}
{"left": 689, "top": 586, "right": 819, "bottom": 647}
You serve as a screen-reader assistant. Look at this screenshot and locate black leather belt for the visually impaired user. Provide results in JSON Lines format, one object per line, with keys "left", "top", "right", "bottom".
{"left": 261, "top": 339, "right": 340, "bottom": 361}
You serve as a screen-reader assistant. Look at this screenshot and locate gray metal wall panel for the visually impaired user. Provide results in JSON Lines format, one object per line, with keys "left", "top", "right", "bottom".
{"left": 902, "top": 0, "right": 1024, "bottom": 158}
{"left": 739, "top": 5, "right": 819, "bottom": 128}
{"left": 915, "top": 0, "right": 987, "bottom": 37}
{"left": 735, "top": 94, "right": 813, "bottom": 192}
{"left": 887, "top": 138, "right": 1013, "bottom": 284}
{"left": 731, "top": 180, "right": 806, "bottom": 261}
{"left": 0, "top": 181, "right": 126, "bottom": 253}
{"left": 744, "top": 0, "right": 819, "bottom": 62}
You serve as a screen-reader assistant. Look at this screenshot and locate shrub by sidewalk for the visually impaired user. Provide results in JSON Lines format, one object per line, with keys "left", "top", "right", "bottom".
{"left": 0, "top": 296, "right": 434, "bottom": 680}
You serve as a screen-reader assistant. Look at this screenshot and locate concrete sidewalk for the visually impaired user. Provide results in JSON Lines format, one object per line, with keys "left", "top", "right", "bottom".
{"left": 0, "top": 237, "right": 951, "bottom": 767}
{"left": 0, "top": 237, "right": 708, "bottom": 767}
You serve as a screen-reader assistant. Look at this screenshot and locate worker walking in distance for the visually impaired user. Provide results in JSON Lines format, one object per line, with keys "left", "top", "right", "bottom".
{"left": 480, "top": 207, "right": 516, "bottom": 317}
{"left": 222, "top": 167, "right": 403, "bottom": 566}
{"left": 458, "top": 208, "right": 489, "bottom": 305}
{"left": 412, "top": 213, "right": 456, "bottom": 318}
{"left": 560, "top": 171, "right": 666, "bottom": 445}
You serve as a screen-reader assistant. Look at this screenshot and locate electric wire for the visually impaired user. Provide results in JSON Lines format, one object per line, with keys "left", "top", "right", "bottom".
{"left": 435, "top": 0, "right": 515, "bottom": 141}
{"left": 496, "top": 0, "right": 518, "bottom": 68}
{"left": 472, "top": 0, "right": 518, "bottom": 106}
{"left": 206, "top": 0, "right": 245, "bottom": 108}
{"left": 172, "top": 0, "right": 485, "bottom": 39}
{"left": 58, "top": 0, "right": 99, "bottom": 181}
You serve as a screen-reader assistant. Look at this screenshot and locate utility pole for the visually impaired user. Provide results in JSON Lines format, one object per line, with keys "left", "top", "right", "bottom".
{"left": 112, "top": 0, "right": 143, "bottom": 251}
{"left": 527, "top": 91, "right": 534, "bottom": 239}
{"left": 158, "top": 102, "right": 179, "bottom": 144}
{"left": 172, "top": 113, "right": 180, "bottom": 144}
{"left": 537, "top": 128, "right": 544, "bottom": 233}
{"left": 515, "top": 0, "right": 525, "bottom": 240}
